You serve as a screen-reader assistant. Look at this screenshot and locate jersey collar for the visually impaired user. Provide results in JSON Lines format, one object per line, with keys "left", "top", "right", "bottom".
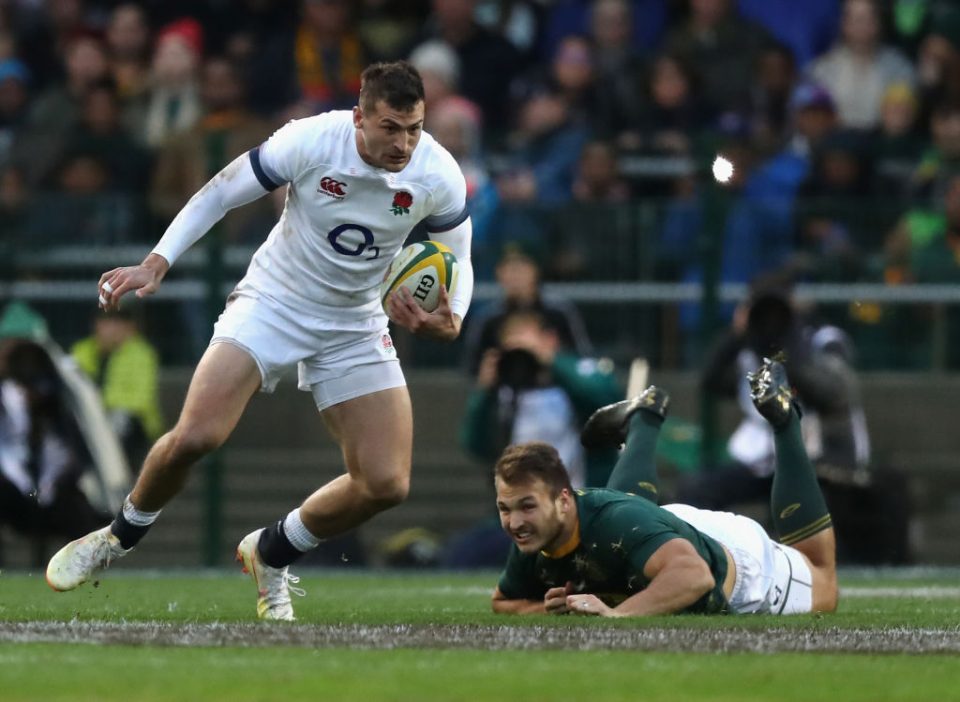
{"left": 541, "top": 516, "right": 580, "bottom": 559}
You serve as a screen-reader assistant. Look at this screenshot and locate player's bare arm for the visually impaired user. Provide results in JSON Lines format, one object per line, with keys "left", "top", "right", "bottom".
{"left": 386, "top": 285, "right": 462, "bottom": 341}
{"left": 567, "top": 539, "right": 716, "bottom": 617}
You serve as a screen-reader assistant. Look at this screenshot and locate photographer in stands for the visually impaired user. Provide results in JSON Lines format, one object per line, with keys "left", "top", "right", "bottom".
{"left": 461, "top": 309, "right": 622, "bottom": 489}
{"left": 447, "top": 309, "right": 621, "bottom": 568}
{"left": 0, "top": 339, "right": 105, "bottom": 564}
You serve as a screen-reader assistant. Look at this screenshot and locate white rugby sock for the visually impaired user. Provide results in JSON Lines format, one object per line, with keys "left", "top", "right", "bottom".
{"left": 283, "top": 509, "right": 321, "bottom": 552}
{"left": 122, "top": 496, "right": 162, "bottom": 527}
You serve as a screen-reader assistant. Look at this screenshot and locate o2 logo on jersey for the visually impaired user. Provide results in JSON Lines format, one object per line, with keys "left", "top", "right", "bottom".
{"left": 328, "top": 223, "right": 379, "bottom": 260}
{"left": 318, "top": 176, "right": 347, "bottom": 200}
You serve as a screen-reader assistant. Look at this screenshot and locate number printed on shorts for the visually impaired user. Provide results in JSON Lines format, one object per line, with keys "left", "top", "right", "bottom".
{"left": 327, "top": 223, "right": 380, "bottom": 260}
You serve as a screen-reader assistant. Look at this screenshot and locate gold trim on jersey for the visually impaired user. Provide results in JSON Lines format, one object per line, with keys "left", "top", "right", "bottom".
{"left": 542, "top": 517, "right": 581, "bottom": 559}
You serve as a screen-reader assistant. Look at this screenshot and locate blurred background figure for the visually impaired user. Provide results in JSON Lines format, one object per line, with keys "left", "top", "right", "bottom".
{"left": 464, "top": 243, "right": 593, "bottom": 375}
{"left": 809, "top": 0, "right": 915, "bottom": 131}
{"left": 666, "top": 0, "right": 773, "bottom": 117}
{"left": 70, "top": 308, "right": 163, "bottom": 472}
{"left": 142, "top": 18, "right": 203, "bottom": 148}
{"left": 0, "top": 305, "right": 108, "bottom": 567}
{"left": 450, "top": 308, "right": 621, "bottom": 568}
{"left": 461, "top": 309, "right": 620, "bottom": 488}
{"left": 150, "top": 56, "right": 273, "bottom": 244}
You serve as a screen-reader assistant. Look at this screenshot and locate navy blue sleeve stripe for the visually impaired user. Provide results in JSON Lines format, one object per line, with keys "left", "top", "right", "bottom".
{"left": 425, "top": 205, "right": 469, "bottom": 233}
{"left": 248, "top": 146, "right": 282, "bottom": 192}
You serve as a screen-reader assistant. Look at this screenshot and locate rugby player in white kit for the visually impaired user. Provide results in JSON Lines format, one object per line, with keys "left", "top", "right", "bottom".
{"left": 46, "top": 62, "right": 473, "bottom": 620}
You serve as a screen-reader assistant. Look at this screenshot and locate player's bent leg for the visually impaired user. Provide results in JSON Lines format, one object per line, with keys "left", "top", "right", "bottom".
{"left": 582, "top": 386, "right": 669, "bottom": 502}
{"left": 46, "top": 343, "right": 262, "bottom": 592}
{"left": 131, "top": 343, "right": 262, "bottom": 510}
{"left": 240, "top": 364, "right": 409, "bottom": 621}
{"left": 301, "top": 385, "right": 414, "bottom": 535}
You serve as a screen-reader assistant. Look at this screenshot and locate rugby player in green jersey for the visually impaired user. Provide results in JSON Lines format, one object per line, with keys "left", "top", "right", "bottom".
{"left": 492, "top": 358, "right": 838, "bottom": 616}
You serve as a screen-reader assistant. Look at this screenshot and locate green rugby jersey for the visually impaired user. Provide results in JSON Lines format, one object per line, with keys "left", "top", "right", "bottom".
{"left": 497, "top": 488, "right": 730, "bottom": 614}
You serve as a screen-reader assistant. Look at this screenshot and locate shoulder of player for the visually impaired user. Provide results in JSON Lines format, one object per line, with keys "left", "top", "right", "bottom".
{"left": 274, "top": 110, "right": 353, "bottom": 150}
{"left": 411, "top": 132, "right": 464, "bottom": 186}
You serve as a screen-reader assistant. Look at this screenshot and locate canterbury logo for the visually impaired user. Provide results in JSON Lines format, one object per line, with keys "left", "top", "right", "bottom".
{"left": 318, "top": 176, "right": 347, "bottom": 199}
{"left": 779, "top": 503, "right": 801, "bottom": 519}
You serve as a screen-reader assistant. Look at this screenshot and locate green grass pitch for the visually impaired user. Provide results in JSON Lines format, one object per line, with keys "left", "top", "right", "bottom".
{"left": 1, "top": 568, "right": 959, "bottom": 701}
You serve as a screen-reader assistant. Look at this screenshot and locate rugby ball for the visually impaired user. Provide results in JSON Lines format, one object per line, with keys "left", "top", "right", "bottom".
{"left": 380, "top": 240, "right": 458, "bottom": 313}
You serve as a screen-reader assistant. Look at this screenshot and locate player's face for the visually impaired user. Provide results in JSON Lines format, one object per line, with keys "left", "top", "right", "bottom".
{"left": 495, "top": 478, "right": 570, "bottom": 554}
{"left": 353, "top": 99, "right": 425, "bottom": 172}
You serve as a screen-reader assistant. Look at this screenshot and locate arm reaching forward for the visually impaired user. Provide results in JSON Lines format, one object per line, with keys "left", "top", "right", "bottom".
{"left": 98, "top": 154, "right": 271, "bottom": 311}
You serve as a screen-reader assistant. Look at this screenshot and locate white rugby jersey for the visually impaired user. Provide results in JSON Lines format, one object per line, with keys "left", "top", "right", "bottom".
{"left": 238, "top": 110, "right": 468, "bottom": 327}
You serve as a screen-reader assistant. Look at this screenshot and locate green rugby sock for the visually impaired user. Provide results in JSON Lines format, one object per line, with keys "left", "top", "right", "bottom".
{"left": 606, "top": 410, "right": 662, "bottom": 503}
{"left": 771, "top": 409, "right": 832, "bottom": 545}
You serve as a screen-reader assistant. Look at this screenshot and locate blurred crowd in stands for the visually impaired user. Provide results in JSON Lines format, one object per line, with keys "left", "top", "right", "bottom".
{"left": 2, "top": 0, "right": 960, "bottom": 370}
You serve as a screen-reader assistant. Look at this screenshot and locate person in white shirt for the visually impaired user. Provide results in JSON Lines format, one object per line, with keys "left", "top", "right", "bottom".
{"left": 46, "top": 62, "right": 475, "bottom": 621}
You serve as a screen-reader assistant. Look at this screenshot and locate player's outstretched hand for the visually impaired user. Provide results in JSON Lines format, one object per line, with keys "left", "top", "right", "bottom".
{"left": 387, "top": 285, "right": 461, "bottom": 341}
{"left": 98, "top": 253, "right": 169, "bottom": 312}
{"left": 567, "top": 593, "right": 616, "bottom": 617}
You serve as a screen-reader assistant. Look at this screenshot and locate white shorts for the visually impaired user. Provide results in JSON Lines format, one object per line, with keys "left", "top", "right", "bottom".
{"left": 210, "top": 291, "right": 406, "bottom": 411}
{"left": 663, "top": 504, "right": 814, "bottom": 615}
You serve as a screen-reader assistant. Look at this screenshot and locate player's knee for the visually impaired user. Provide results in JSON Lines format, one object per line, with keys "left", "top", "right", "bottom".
{"left": 168, "top": 424, "right": 227, "bottom": 462}
{"left": 359, "top": 472, "right": 410, "bottom": 509}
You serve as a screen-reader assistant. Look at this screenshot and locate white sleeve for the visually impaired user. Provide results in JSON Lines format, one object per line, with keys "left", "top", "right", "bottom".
{"left": 151, "top": 154, "right": 271, "bottom": 266}
{"left": 424, "top": 148, "right": 469, "bottom": 234}
{"left": 430, "top": 216, "right": 474, "bottom": 320}
{"left": 254, "top": 116, "right": 323, "bottom": 187}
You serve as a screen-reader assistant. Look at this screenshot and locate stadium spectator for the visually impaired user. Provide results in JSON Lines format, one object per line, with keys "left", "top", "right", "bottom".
{"left": 461, "top": 308, "right": 621, "bottom": 488}
{"left": 915, "top": 21, "right": 960, "bottom": 124}
{"left": 498, "top": 34, "right": 594, "bottom": 205}
{"left": 586, "top": 0, "right": 647, "bottom": 145}
{"left": 744, "top": 42, "right": 798, "bottom": 154}
{"left": 809, "top": 0, "right": 915, "bottom": 131}
{"left": 633, "top": 52, "right": 709, "bottom": 157}
{"left": 541, "top": 0, "right": 667, "bottom": 64}
{"left": 449, "top": 308, "right": 621, "bottom": 569}
{"left": 796, "top": 130, "right": 873, "bottom": 279}
{"left": 883, "top": 172, "right": 960, "bottom": 369}
{"left": 464, "top": 243, "right": 593, "bottom": 375}
{"left": 60, "top": 81, "right": 152, "bottom": 193}
{"left": 246, "top": 0, "right": 367, "bottom": 118}
{"left": 0, "top": 339, "right": 106, "bottom": 566}
{"left": 683, "top": 281, "right": 871, "bottom": 492}
{"left": 71, "top": 308, "right": 164, "bottom": 472}
{"left": 19, "top": 34, "right": 110, "bottom": 185}
{"left": 105, "top": 3, "right": 152, "bottom": 137}
{"left": 12, "top": 0, "right": 95, "bottom": 91}
{"left": 492, "top": 360, "right": 839, "bottom": 616}
{"left": 26, "top": 147, "right": 141, "bottom": 246}
{"left": 357, "top": 0, "right": 429, "bottom": 63}
{"left": 910, "top": 101, "right": 960, "bottom": 204}
{"left": 665, "top": 0, "right": 773, "bottom": 116}
{"left": 415, "top": 0, "right": 522, "bottom": 135}
{"left": 150, "top": 56, "right": 274, "bottom": 244}
{"left": 549, "top": 140, "right": 632, "bottom": 282}
{"left": 871, "top": 82, "right": 928, "bottom": 198}
{"left": 142, "top": 18, "right": 204, "bottom": 148}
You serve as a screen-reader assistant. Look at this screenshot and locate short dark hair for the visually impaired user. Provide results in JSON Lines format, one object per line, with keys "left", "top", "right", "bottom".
{"left": 494, "top": 442, "right": 573, "bottom": 498}
{"left": 359, "top": 61, "right": 425, "bottom": 112}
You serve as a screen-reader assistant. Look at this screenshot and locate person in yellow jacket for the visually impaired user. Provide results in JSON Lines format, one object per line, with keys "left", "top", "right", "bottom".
{"left": 71, "top": 310, "right": 163, "bottom": 471}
